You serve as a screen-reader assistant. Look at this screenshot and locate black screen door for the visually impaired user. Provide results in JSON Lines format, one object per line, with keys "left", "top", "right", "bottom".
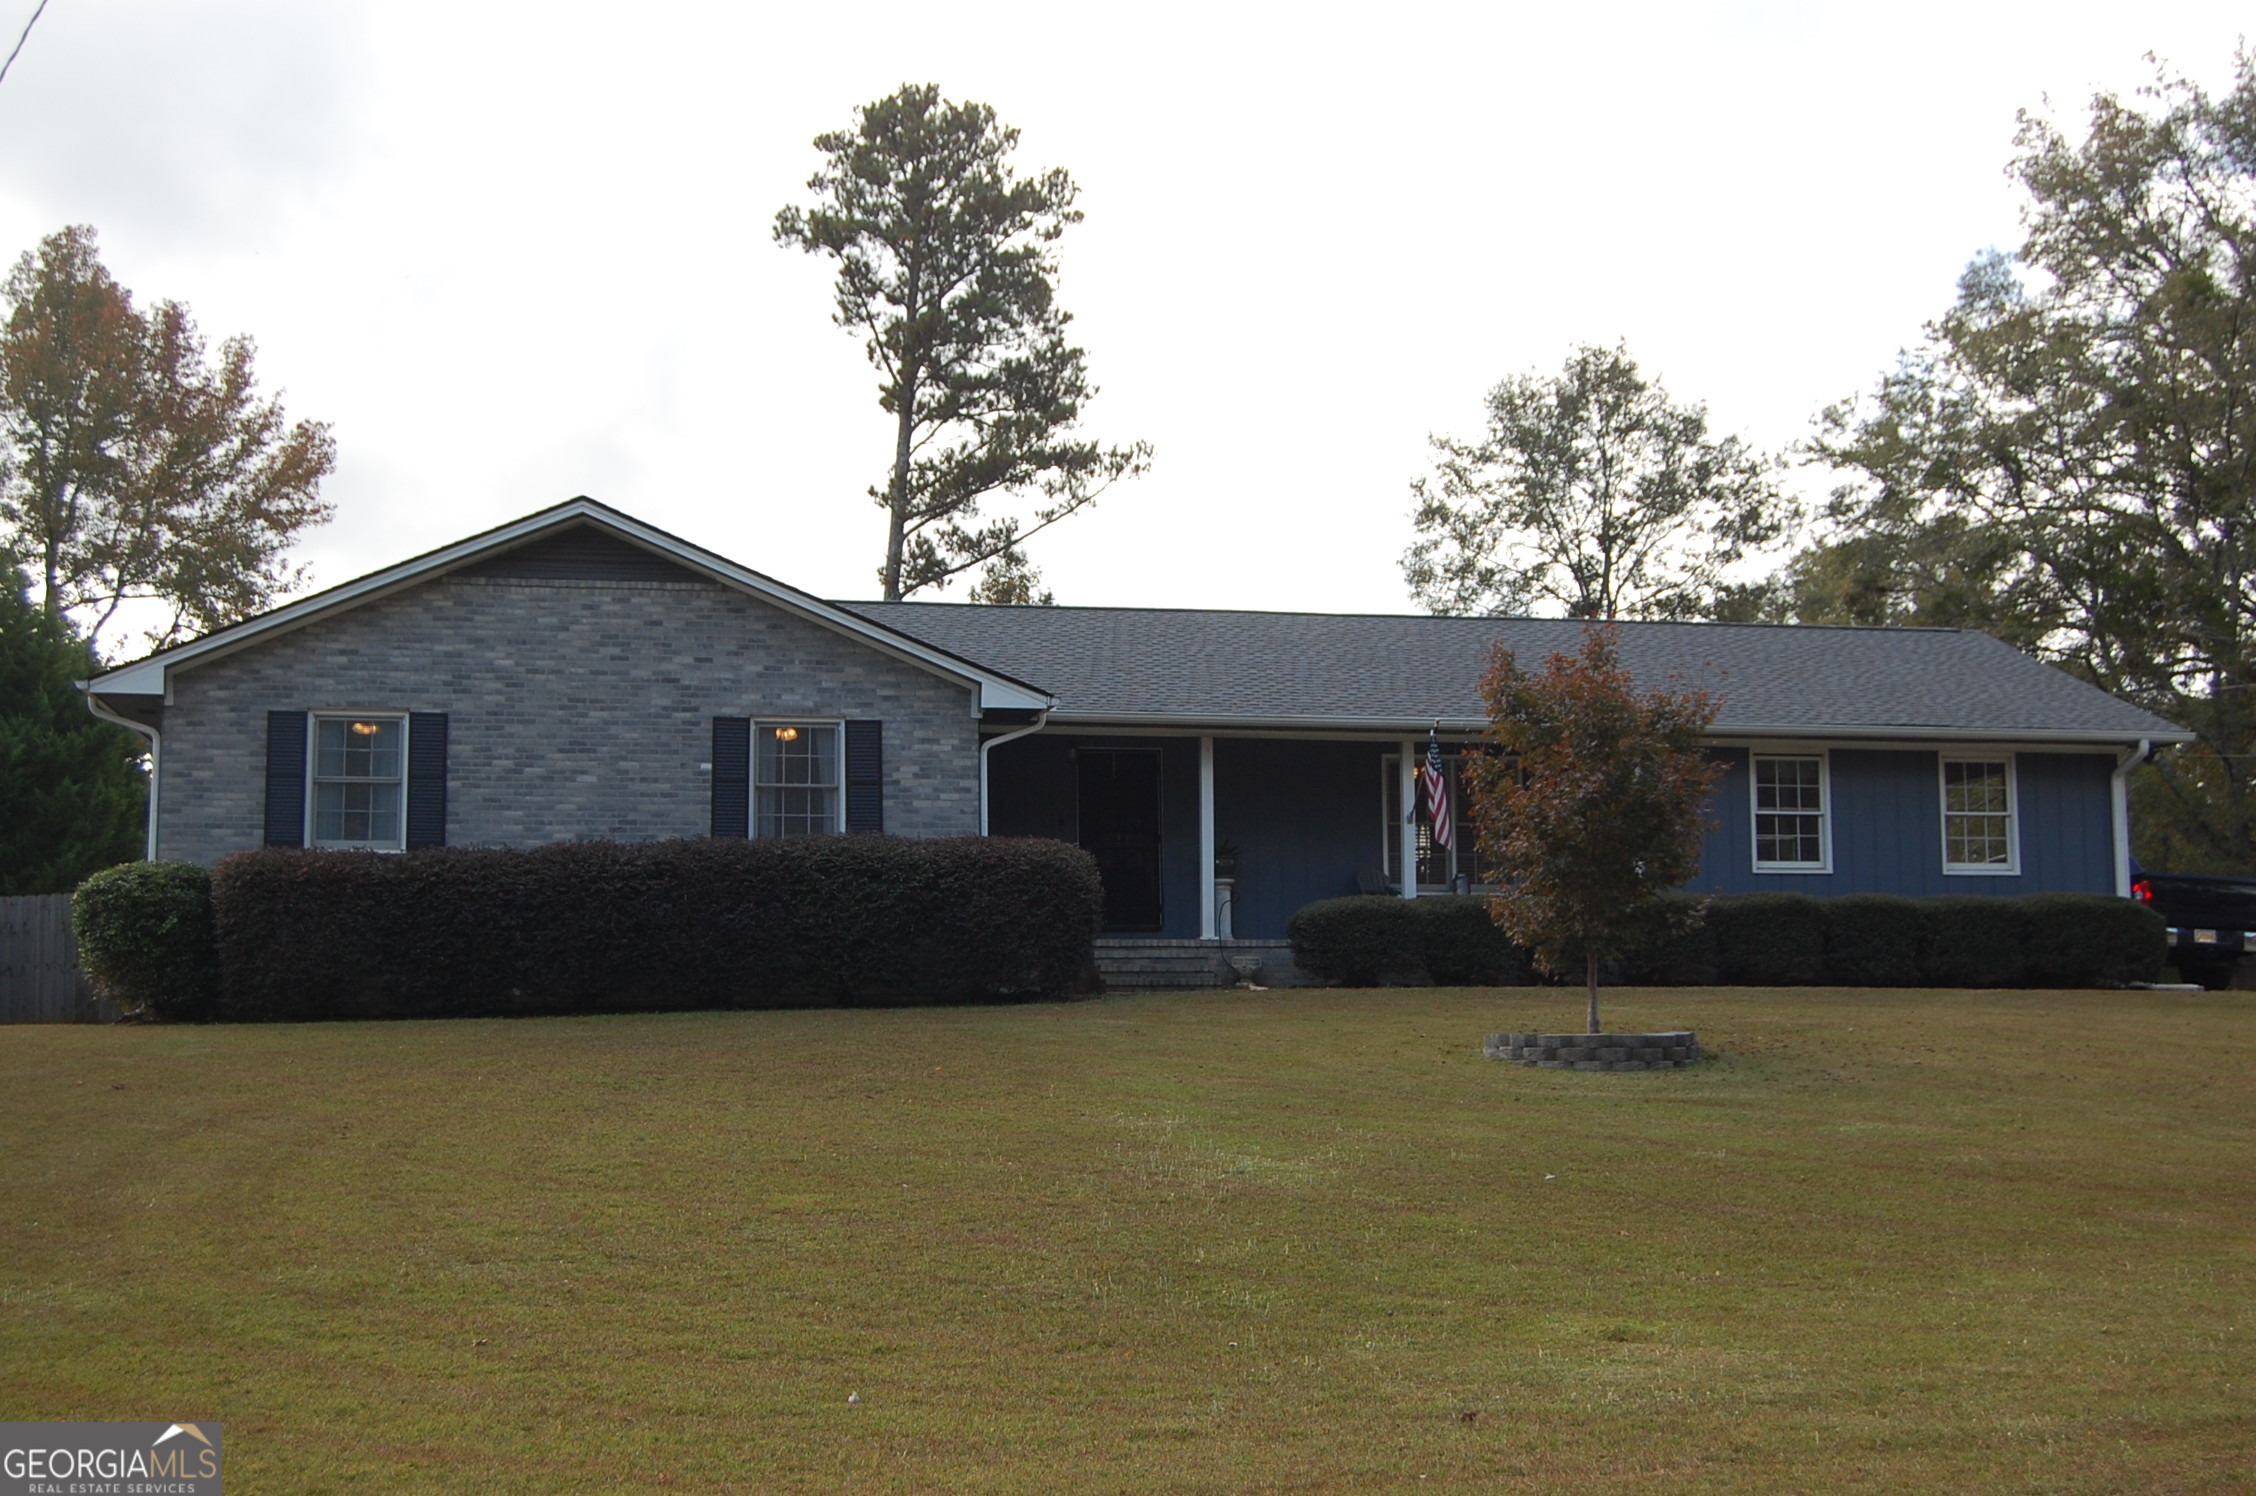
{"left": 1077, "top": 749, "right": 1163, "bottom": 932}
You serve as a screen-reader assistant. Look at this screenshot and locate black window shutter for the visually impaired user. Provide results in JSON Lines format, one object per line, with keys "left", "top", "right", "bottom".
{"left": 264, "top": 710, "right": 308, "bottom": 847}
{"left": 406, "top": 712, "right": 448, "bottom": 849}
{"left": 845, "top": 719, "right": 883, "bottom": 834}
{"left": 711, "top": 717, "right": 750, "bottom": 837}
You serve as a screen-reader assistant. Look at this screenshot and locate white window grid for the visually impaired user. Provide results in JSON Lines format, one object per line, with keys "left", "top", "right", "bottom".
{"left": 1751, "top": 752, "right": 1831, "bottom": 872}
{"left": 307, "top": 711, "right": 408, "bottom": 851}
{"left": 754, "top": 720, "right": 843, "bottom": 839}
{"left": 1941, "top": 755, "right": 2019, "bottom": 874}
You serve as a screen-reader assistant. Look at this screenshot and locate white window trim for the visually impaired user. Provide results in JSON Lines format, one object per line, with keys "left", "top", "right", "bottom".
{"left": 1940, "top": 753, "right": 2020, "bottom": 876}
{"left": 1750, "top": 750, "right": 1833, "bottom": 874}
{"left": 752, "top": 718, "right": 845, "bottom": 838}
{"left": 305, "top": 710, "right": 410, "bottom": 852}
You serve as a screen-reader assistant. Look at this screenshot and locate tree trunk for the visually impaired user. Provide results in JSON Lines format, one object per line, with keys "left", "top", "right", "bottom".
{"left": 882, "top": 385, "right": 914, "bottom": 601}
{"left": 1586, "top": 949, "right": 1600, "bottom": 1035}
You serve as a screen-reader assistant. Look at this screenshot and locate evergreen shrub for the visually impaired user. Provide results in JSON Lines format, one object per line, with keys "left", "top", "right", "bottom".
{"left": 1820, "top": 895, "right": 1927, "bottom": 987}
{"left": 1920, "top": 896, "right": 2032, "bottom": 988}
{"left": 1616, "top": 893, "right": 1721, "bottom": 986}
{"left": 71, "top": 860, "right": 215, "bottom": 1019}
{"left": 2018, "top": 893, "right": 2166, "bottom": 987}
{"left": 209, "top": 836, "right": 1102, "bottom": 1022}
{"left": 1286, "top": 896, "right": 1534, "bottom": 987}
{"left": 1709, "top": 893, "right": 1827, "bottom": 985}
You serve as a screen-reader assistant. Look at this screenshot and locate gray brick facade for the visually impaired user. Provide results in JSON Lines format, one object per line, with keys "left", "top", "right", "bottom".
{"left": 156, "top": 573, "right": 981, "bottom": 865}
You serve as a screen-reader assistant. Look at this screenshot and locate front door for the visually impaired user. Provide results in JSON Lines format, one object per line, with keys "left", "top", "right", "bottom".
{"left": 1077, "top": 749, "right": 1163, "bottom": 932}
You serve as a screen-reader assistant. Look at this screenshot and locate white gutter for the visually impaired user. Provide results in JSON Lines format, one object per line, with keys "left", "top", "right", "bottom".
{"left": 2110, "top": 737, "right": 2153, "bottom": 897}
{"left": 82, "top": 688, "right": 162, "bottom": 862}
{"left": 978, "top": 710, "right": 1050, "bottom": 836}
{"left": 1038, "top": 711, "right": 2190, "bottom": 745}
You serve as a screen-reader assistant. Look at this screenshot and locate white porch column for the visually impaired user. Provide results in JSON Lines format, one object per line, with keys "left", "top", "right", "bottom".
{"left": 1398, "top": 739, "right": 1419, "bottom": 899}
{"left": 1199, "top": 735, "right": 1217, "bottom": 939}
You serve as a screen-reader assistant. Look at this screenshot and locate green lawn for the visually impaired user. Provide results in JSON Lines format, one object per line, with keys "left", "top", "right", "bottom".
{"left": 2, "top": 986, "right": 2250, "bottom": 1494}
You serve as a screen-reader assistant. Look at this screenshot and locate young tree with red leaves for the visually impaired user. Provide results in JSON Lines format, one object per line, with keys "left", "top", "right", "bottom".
{"left": 1463, "top": 624, "right": 1724, "bottom": 1033}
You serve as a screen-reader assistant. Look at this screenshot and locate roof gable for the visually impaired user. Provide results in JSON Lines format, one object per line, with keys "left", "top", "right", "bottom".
{"left": 86, "top": 499, "right": 1049, "bottom": 711}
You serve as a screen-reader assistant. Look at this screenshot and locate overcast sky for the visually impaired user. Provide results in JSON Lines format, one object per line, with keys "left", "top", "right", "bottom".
{"left": 0, "top": 2, "right": 2247, "bottom": 622}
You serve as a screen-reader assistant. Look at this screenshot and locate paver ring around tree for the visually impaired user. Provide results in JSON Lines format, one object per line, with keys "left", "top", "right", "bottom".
{"left": 1484, "top": 1032, "right": 1701, "bottom": 1072}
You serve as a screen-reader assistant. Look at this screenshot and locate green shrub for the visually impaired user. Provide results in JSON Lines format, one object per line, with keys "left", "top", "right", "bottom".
{"left": 1616, "top": 893, "right": 1720, "bottom": 986}
{"left": 1407, "top": 898, "right": 1536, "bottom": 985}
{"left": 209, "top": 836, "right": 1102, "bottom": 1022}
{"left": 1709, "top": 893, "right": 1827, "bottom": 985}
{"left": 1820, "top": 895, "right": 1926, "bottom": 987}
{"left": 1286, "top": 896, "right": 1533, "bottom": 987}
{"left": 1919, "top": 897, "right": 2030, "bottom": 988}
{"left": 71, "top": 861, "right": 215, "bottom": 1019}
{"left": 2020, "top": 893, "right": 2166, "bottom": 987}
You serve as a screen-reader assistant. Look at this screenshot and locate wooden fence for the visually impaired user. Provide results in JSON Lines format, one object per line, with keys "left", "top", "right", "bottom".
{"left": 0, "top": 894, "right": 114, "bottom": 1023}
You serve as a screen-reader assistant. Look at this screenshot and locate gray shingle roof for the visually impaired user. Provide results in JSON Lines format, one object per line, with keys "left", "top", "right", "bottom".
{"left": 840, "top": 603, "right": 2187, "bottom": 743}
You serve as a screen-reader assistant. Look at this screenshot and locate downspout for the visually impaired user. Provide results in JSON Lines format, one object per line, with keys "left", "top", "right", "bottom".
{"left": 2109, "top": 737, "right": 2152, "bottom": 898}
{"left": 978, "top": 708, "right": 1050, "bottom": 836}
{"left": 83, "top": 687, "right": 162, "bottom": 863}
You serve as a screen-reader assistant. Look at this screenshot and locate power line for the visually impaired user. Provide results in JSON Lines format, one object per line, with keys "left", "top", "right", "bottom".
{"left": 0, "top": 0, "right": 49, "bottom": 88}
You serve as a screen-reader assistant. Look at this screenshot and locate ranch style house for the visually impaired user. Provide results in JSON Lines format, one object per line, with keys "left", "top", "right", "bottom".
{"left": 82, "top": 498, "right": 2190, "bottom": 985}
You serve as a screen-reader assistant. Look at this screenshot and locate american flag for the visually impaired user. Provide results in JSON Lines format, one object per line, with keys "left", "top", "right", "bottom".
{"left": 1421, "top": 727, "right": 1452, "bottom": 849}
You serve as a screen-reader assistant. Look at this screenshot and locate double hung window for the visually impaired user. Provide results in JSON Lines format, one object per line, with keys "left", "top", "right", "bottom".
{"left": 312, "top": 715, "right": 405, "bottom": 849}
{"left": 1380, "top": 751, "right": 1493, "bottom": 889}
{"left": 1942, "top": 757, "right": 2017, "bottom": 872}
{"left": 1752, "top": 754, "right": 1828, "bottom": 871}
{"left": 756, "top": 722, "right": 841, "bottom": 838}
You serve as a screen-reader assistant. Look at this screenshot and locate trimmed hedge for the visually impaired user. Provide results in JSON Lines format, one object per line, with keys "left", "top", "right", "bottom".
{"left": 1710, "top": 893, "right": 1828, "bottom": 986}
{"left": 1817, "top": 895, "right": 1926, "bottom": 987}
{"left": 1617, "top": 893, "right": 1721, "bottom": 986}
{"left": 1286, "top": 896, "right": 1535, "bottom": 987}
{"left": 1635, "top": 891, "right": 2164, "bottom": 990}
{"left": 72, "top": 861, "right": 216, "bottom": 1019}
{"left": 1289, "top": 888, "right": 2165, "bottom": 990}
{"left": 209, "top": 836, "right": 1103, "bottom": 1021}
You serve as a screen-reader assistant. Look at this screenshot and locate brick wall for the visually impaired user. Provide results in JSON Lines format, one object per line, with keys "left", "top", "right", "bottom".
{"left": 156, "top": 574, "right": 981, "bottom": 864}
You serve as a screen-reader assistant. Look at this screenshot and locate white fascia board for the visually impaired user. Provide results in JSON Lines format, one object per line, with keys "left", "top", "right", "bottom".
{"left": 1708, "top": 723, "right": 2194, "bottom": 748}
{"left": 86, "top": 499, "right": 1053, "bottom": 711}
{"left": 1040, "top": 710, "right": 2189, "bottom": 746}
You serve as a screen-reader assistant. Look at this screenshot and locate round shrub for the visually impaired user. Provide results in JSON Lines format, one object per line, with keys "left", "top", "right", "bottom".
{"left": 1286, "top": 896, "right": 1535, "bottom": 987}
{"left": 1287, "top": 897, "right": 1431, "bottom": 986}
{"left": 71, "top": 860, "right": 215, "bottom": 1019}
{"left": 1408, "top": 898, "right": 1535, "bottom": 985}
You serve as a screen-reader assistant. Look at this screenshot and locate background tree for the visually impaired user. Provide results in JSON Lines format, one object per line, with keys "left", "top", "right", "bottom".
{"left": 775, "top": 84, "right": 1151, "bottom": 602}
{"left": 1463, "top": 625, "right": 1723, "bottom": 1033}
{"left": 0, "top": 224, "right": 335, "bottom": 655}
{"left": 0, "top": 566, "right": 144, "bottom": 893}
{"left": 1403, "top": 343, "right": 1794, "bottom": 621}
{"left": 1793, "top": 53, "right": 2256, "bottom": 872}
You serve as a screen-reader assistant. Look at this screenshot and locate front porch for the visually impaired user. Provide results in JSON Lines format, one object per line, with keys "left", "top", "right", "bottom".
{"left": 987, "top": 731, "right": 1481, "bottom": 943}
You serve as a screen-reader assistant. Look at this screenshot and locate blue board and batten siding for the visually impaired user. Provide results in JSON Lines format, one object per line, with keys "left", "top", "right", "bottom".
{"left": 993, "top": 734, "right": 2122, "bottom": 940}
{"left": 987, "top": 736, "right": 1386, "bottom": 939}
{"left": 1697, "top": 747, "right": 2115, "bottom": 898}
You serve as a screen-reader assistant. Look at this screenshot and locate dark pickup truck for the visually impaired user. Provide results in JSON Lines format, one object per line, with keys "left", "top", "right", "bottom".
{"left": 2131, "top": 870, "right": 2256, "bottom": 988}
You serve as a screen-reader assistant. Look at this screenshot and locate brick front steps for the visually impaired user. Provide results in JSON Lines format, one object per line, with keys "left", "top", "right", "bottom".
{"left": 1094, "top": 939, "right": 1305, "bottom": 991}
{"left": 1484, "top": 1031, "right": 1702, "bottom": 1071}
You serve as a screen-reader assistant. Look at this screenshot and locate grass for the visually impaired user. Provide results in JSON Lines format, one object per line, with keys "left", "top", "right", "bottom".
{"left": 1, "top": 985, "right": 2251, "bottom": 1494}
